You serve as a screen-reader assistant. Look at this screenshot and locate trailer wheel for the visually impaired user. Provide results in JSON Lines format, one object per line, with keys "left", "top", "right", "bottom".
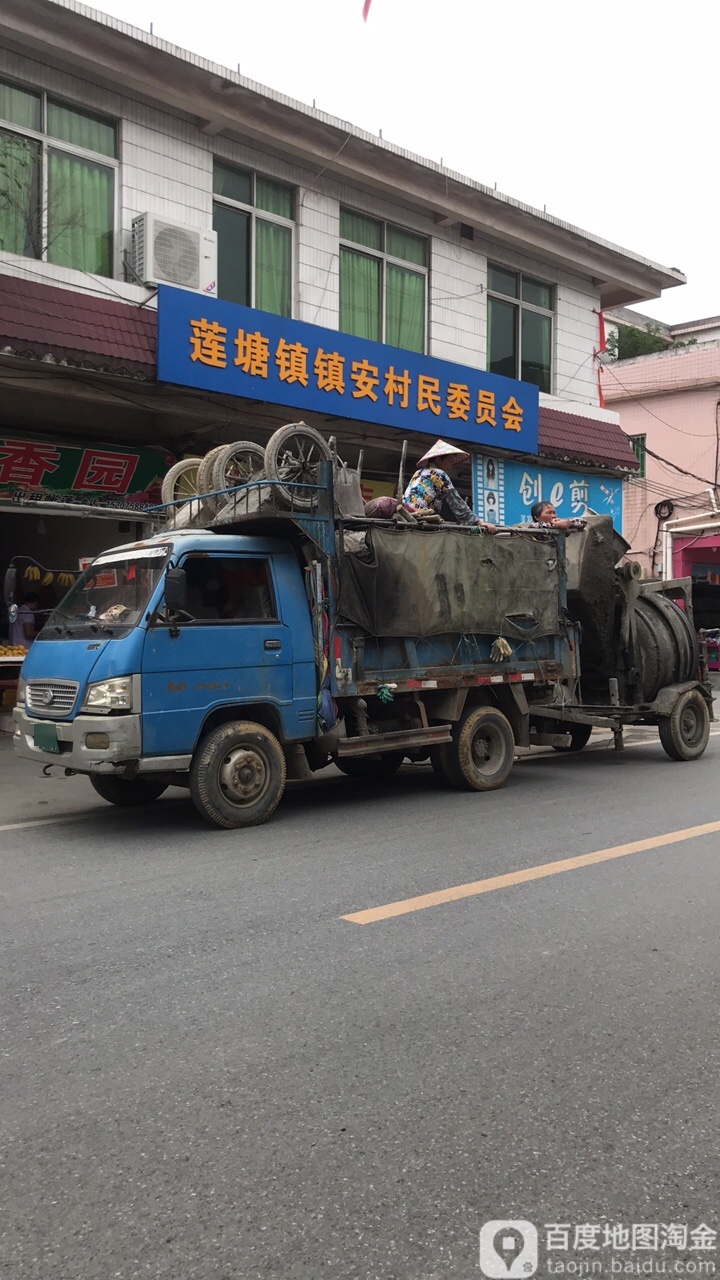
{"left": 264, "top": 422, "right": 332, "bottom": 510}
{"left": 552, "top": 723, "right": 593, "bottom": 753}
{"left": 658, "top": 690, "right": 710, "bottom": 762}
{"left": 433, "top": 706, "right": 515, "bottom": 791}
{"left": 90, "top": 775, "right": 168, "bottom": 806}
{"left": 335, "top": 752, "right": 404, "bottom": 781}
{"left": 190, "top": 721, "right": 286, "bottom": 828}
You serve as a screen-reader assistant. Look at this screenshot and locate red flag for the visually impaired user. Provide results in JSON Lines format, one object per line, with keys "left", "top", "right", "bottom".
{"left": 363, "top": 0, "right": 372, "bottom": 19}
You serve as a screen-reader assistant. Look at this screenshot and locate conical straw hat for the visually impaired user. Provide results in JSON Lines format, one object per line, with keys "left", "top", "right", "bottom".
{"left": 417, "top": 439, "right": 470, "bottom": 466}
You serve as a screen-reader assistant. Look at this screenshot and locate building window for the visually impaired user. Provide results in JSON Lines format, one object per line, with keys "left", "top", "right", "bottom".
{"left": 0, "top": 76, "right": 116, "bottom": 277}
{"left": 212, "top": 161, "right": 294, "bottom": 316}
{"left": 629, "top": 434, "right": 646, "bottom": 478}
{"left": 487, "top": 263, "right": 554, "bottom": 393}
{"left": 339, "top": 208, "right": 427, "bottom": 353}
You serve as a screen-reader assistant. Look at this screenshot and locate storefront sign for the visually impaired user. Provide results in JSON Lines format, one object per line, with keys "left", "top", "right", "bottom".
{"left": 0, "top": 436, "right": 175, "bottom": 510}
{"left": 157, "top": 286, "right": 539, "bottom": 455}
{"left": 472, "top": 455, "right": 624, "bottom": 530}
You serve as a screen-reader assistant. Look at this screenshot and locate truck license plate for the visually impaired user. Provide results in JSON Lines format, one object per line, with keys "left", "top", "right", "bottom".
{"left": 33, "top": 722, "right": 59, "bottom": 753}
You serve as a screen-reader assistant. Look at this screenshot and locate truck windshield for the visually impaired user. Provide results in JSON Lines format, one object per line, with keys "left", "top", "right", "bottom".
{"left": 39, "top": 546, "right": 171, "bottom": 639}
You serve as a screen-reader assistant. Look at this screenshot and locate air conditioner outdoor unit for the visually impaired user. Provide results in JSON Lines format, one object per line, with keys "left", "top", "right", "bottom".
{"left": 131, "top": 213, "right": 217, "bottom": 296}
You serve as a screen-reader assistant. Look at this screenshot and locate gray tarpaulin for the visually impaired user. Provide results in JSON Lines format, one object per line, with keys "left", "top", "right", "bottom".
{"left": 337, "top": 525, "right": 562, "bottom": 639}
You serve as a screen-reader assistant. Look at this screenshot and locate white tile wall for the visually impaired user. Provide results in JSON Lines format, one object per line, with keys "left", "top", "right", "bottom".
{"left": 0, "top": 46, "right": 601, "bottom": 407}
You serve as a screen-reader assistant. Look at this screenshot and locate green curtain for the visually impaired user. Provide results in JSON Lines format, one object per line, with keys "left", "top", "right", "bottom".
{"left": 256, "top": 176, "right": 293, "bottom": 220}
{"left": 521, "top": 310, "right": 552, "bottom": 393}
{"left": 47, "top": 150, "right": 114, "bottom": 275}
{"left": 386, "top": 225, "right": 426, "bottom": 267}
{"left": 340, "top": 208, "right": 382, "bottom": 251}
{"left": 0, "top": 129, "right": 40, "bottom": 256}
{"left": 255, "top": 218, "right": 291, "bottom": 316}
{"left": 386, "top": 263, "right": 425, "bottom": 353}
{"left": 339, "top": 246, "right": 381, "bottom": 341}
{"left": 0, "top": 80, "right": 41, "bottom": 130}
{"left": 47, "top": 101, "right": 116, "bottom": 157}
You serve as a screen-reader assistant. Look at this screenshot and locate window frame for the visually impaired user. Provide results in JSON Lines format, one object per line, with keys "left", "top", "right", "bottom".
{"left": 628, "top": 434, "right": 647, "bottom": 479}
{"left": 212, "top": 160, "right": 296, "bottom": 315}
{"left": 339, "top": 207, "right": 429, "bottom": 353}
{"left": 171, "top": 553, "right": 279, "bottom": 627}
{"left": 0, "top": 74, "right": 119, "bottom": 277}
{"left": 486, "top": 262, "right": 555, "bottom": 393}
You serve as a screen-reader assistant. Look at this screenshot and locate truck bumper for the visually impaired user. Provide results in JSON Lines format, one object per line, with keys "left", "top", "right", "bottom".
{"left": 13, "top": 707, "right": 142, "bottom": 773}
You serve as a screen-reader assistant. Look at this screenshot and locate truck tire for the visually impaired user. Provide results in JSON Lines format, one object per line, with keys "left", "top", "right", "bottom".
{"left": 430, "top": 745, "right": 457, "bottom": 786}
{"left": 335, "top": 753, "right": 404, "bottom": 781}
{"left": 658, "top": 690, "right": 710, "bottom": 761}
{"left": 264, "top": 422, "right": 332, "bottom": 510}
{"left": 552, "top": 722, "right": 593, "bottom": 753}
{"left": 433, "top": 705, "right": 515, "bottom": 791}
{"left": 189, "top": 720, "right": 286, "bottom": 828}
{"left": 90, "top": 775, "right": 168, "bottom": 806}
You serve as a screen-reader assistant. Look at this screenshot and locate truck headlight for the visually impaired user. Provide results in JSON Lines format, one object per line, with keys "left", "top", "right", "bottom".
{"left": 83, "top": 677, "right": 133, "bottom": 713}
{"left": 16, "top": 677, "right": 25, "bottom": 706}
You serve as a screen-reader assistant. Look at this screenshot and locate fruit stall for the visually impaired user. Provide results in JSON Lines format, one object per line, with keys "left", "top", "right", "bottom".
{"left": 1, "top": 558, "right": 78, "bottom": 730}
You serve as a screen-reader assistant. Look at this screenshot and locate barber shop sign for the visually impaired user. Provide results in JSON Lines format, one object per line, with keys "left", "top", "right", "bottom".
{"left": 472, "top": 455, "right": 624, "bottom": 530}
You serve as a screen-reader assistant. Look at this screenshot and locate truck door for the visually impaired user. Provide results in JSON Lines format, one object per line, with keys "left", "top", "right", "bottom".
{"left": 141, "top": 553, "right": 293, "bottom": 757}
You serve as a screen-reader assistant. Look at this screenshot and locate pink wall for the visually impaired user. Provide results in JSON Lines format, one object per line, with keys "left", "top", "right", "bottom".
{"left": 602, "top": 346, "right": 720, "bottom": 575}
{"left": 672, "top": 534, "right": 720, "bottom": 580}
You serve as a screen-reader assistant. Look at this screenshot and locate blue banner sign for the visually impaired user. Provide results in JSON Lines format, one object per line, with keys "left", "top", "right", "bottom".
{"left": 472, "top": 454, "right": 624, "bottom": 531}
{"left": 157, "top": 286, "right": 539, "bottom": 454}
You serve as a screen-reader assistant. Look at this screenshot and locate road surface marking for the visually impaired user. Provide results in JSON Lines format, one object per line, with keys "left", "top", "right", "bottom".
{"left": 0, "top": 812, "right": 100, "bottom": 834}
{"left": 341, "top": 818, "right": 720, "bottom": 924}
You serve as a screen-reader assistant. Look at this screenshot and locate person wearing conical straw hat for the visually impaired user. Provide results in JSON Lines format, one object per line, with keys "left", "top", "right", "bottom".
{"left": 402, "top": 439, "right": 497, "bottom": 532}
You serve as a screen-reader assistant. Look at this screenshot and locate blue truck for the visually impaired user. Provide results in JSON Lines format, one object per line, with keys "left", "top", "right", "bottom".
{"left": 7, "top": 459, "right": 711, "bottom": 828}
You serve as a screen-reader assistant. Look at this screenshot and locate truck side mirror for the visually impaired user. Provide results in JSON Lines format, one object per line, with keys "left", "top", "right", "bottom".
{"left": 164, "top": 566, "right": 187, "bottom": 611}
{"left": 4, "top": 563, "right": 17, "bottom": 609}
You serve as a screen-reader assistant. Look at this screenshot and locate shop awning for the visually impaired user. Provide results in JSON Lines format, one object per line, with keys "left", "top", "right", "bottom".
{"left": 0, "top": 272, "right": 155, "bottom": 377}
{"left": 0, "top": 273, "right": 638, "bottom": 473}
{"left": 539, "top": 405, "right": 639, "bottom": 473}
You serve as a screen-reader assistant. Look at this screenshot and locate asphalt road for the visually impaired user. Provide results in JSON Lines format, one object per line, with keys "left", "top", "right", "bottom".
{"left": 2, "top": 728, "right": 720, "bottom": 1279}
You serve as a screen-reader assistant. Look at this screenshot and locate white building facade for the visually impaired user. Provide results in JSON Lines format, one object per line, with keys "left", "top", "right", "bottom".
{"left": 0, "top": 0, "right": 686, "bottom": 602}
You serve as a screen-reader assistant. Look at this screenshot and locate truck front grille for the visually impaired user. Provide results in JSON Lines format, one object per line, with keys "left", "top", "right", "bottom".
{"left": 26, "top": 679, "right": 79, "bottom": 718}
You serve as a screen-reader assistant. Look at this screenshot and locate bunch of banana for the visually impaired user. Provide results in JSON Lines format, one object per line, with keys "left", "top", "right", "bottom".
{"left": 41, "top": 571, "right": 54, "bottom": 587}
{"left": 57, "top": 572, "right": 75, "bottom": 587}
{"left": 23, "top": 565, "right": 40, "bottom": 582}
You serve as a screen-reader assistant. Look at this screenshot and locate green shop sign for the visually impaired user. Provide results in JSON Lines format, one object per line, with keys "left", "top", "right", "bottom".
{"left": 0, "top": 435, "right": 175, "bottom": 510}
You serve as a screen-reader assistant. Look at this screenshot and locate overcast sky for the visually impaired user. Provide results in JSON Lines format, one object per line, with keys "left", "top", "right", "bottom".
{"left": 100, "top": 0, "right": 718, "bottom": 324}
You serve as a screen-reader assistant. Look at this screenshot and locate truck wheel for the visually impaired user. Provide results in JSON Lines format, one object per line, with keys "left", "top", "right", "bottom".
{"left": 335, "top": 753, "right": 403, "bottom": 781}
{"left": 90, "top": 775, "right": 168, "bottom": 806}
{"left": 430, "top": 745, "right": 457, "bottom": 786}
{"left": 435, "top": 706, "right": 515, "bottom": 791}
{"left": 552, "top": 723, "right": 593, "bottom": 753}
{"left": 658, "top": 690, "right": 710, "bottom": 761}
{"left": 189, "top": 721, "right": 286, "bottom": 828}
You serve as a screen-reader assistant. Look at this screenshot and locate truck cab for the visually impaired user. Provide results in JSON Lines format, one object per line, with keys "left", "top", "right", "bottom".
{"left": 12, "top": 530, "right": 318, "bottom": 824}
